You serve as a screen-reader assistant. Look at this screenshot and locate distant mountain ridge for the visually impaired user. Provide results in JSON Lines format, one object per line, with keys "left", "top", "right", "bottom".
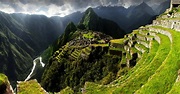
{"left": 93, "top": 1, "right": 170, "bottom": 32}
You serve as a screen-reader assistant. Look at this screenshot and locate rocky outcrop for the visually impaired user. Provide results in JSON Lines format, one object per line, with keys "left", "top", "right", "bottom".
{"left": 0, "top": 74, "right": 14, "bottom": 94}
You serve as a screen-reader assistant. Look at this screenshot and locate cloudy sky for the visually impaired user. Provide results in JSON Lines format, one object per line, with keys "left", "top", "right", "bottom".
{"left": 0, "top": 0, "right": 168, "bottom": 17}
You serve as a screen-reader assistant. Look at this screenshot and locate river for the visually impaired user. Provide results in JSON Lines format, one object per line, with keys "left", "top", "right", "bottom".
{"left": 24, "top": 57, "right": 45, "bottom": 81}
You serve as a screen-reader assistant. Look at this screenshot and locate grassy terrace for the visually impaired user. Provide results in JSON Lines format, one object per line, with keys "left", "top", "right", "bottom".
{"left": 110, "top": 39, "right": 124, "bottom": 44}
{"left": 70, "top": 50, "right": 81, "bottom": 59}
{"left": 84, "top": 22, "right": 180, "bottom": 93}
{"left": 130, "top": 47, "right": 141, "bottom": 54}
{"left": 136, "top": 33, "right": 148, "bottom": 38}
{"left": 115, "top": 39, "right": 158, "bottom": 83}
{"left": 83, "top": 32, "right": 94, "bottom": 39}
{"left": 113, "top": 34, "right": 171, "bottom": 93}
{"left": 156, "top": 17, "right": 180, "bottom": 21}
{"left": 58, "top": 87, "right": 74, "bottom": 94}
{"left": 120, "top": 52, "right": 126, "bottom": 64}
{"left": 136, "top": 33, "right": 153, "bottom": 41}
{"left": 84, "top": 32, "right": 154, "bottom": 93}
{"left": 21, "top": 7, "right": 180, "bottom": 93}
{"left": 90, "top": 44, "right": 109, "bottom": 47}
{"left": 168, "top": 82, "right": 180, "bottom": 94}
{"left": 109, "top": 47, "right": 124, "bottom": 52}
{"left": 72, "top": 7, "right": 180, "bottom": 93}
{"left": 135, "top": 26, "right": 180, "bottom": 94}
{"left": 134, "top": 43, "right": 148, "bottom": 53}
{"left": 138, "top": 30, "right": 149, "bottom": 35}
{"left": 130, "top": 47, "right": 142, "bottom": 61}
{"left": 82, "top": 47, "right": 91, "bottom": 55}
{"left": 18, "top": 80, "right": 46, "bottom": 94}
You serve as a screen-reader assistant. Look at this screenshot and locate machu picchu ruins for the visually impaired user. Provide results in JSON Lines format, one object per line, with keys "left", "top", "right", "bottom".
{"left": 1, "top": 0, "right": 180, "bottom": 94}
{"left": 83, "top": 2, "right": 180, "bottom": 94}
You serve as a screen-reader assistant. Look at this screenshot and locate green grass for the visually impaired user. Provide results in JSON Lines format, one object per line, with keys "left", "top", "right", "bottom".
{"left": 136, "top": 32, "right": 153, "bottom": 42}
{"left": 18, "top": 80, "right": 46, "bottom": 94}
{"left": 70, "top": 50, "right": 81, "bottom": 59}
{"left": 137, "top": 33, "right": 147, "bottom": 38}
{"left": 120, "top": 52, "right": 127, "bottom": 64}
{"left": 157, "top": 17, "right": 180, "bottom": 21}
{"left": 113, "top": 34, "right": 171, "bottom": 94}
{"left": 85, "top": 82, "right": 114, "bottom": 94}
{"left": 132, "top": 30, "right": 139, "bottom": 34}
{"left": 84, "top": 40, "right": 151, "bottom": 93}
{"left": 58, "top": 87, "right": 74, "bottom": 94}
{"left": 118, "top": 39, "right": 159, "bottom": 81}
{"left": 168, "top": 82, "right": 180, "bottom": 94}
{"left": 0, "top": 74, "right": 7, "bottom": 85}
{"left": 136, "top": 26, "right": 180, "bottom": 94}
{"left": 110, "top": 39, "right": 124, "bottom": 44}
{"left": 98, "top": 40, "right": 105, "bottom": 43}
{"left": 82, "top": 47, "right": 92, "bottom": 55}
{"left": 83, "top": 8, "right": 180, "bottom": 94}
{"left": 84, "top": 25, "right": 180, "bottom": 94}
{"left": 91, "top": 44, "right": 109, "bottom": 47}
{"left": 138, "top": 30, "right": 149, "bottom": 35}
{"left": 83, "top": 32, "right": 94, "bottom": 39}
{"left": 109, "top": 47, "right": 124, "bottom": 51}
{"left": 135, "top": 43, "right": 148, "bottom": 53}
{"left": 130, "top": 47, "right": 141, "bottom": 54}
{"left": 118, "top": 46, "right": 150, "bottom": 82}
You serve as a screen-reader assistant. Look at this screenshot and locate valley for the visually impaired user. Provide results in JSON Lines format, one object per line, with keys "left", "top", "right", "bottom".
{"left": 25, "top": 57, "right": 45, "bottom": 81}
{"left": 0, "top": 0, "right": 176, "bottom": 94}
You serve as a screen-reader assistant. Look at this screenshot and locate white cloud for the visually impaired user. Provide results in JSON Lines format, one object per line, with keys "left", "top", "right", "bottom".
{"left": 0, "top": 0, "right": 168, "bottom": 17}
{"left": 0, "top": 2, "right": 15, "bottom": 13}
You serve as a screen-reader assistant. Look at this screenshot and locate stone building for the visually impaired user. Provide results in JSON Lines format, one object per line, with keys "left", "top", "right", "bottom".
{"left": 171, "top": 0, "right": 180, "bottom": 7}
{"left": 170, "top": 0, "right": 180, "bottom": 10}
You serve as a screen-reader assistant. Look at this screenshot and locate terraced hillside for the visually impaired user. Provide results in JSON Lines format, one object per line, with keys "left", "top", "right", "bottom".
{"left": 41, "top": 29, "right": 124, "bottom": 92}
{"left": 39, "top": 7, "right": 180, "bottom": 93}
{"left": 82, "top": 7, "right": 180, "bottom": 94}
{"left": 5, "top": 6, "right": 180, "bottom": 94}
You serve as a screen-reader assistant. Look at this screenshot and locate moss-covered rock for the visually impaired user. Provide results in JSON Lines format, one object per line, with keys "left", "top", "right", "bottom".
{"left": 17, "top": 79, "right": 46, "bottom": 94}
{"left": 0, "top": 73, "right": 14, "bottom": 94}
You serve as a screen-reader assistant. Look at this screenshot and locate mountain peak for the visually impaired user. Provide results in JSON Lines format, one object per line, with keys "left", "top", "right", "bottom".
{"left": 79, "top": 7, "right": 125, "bottom": 38}
{"left": 134, "top": 1, "right": 155, "bottom": 15}
{"left": 80, "top": 7, "right": 99, "bottom": 27}
{"left": 136, "top": 2, "right": 149, "bottom": 9}
{"left": 84, "top": 7, "right": 97, "bottom": 16}
{"left": 79, "top": 7, "right": 99, "bottom": 31}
